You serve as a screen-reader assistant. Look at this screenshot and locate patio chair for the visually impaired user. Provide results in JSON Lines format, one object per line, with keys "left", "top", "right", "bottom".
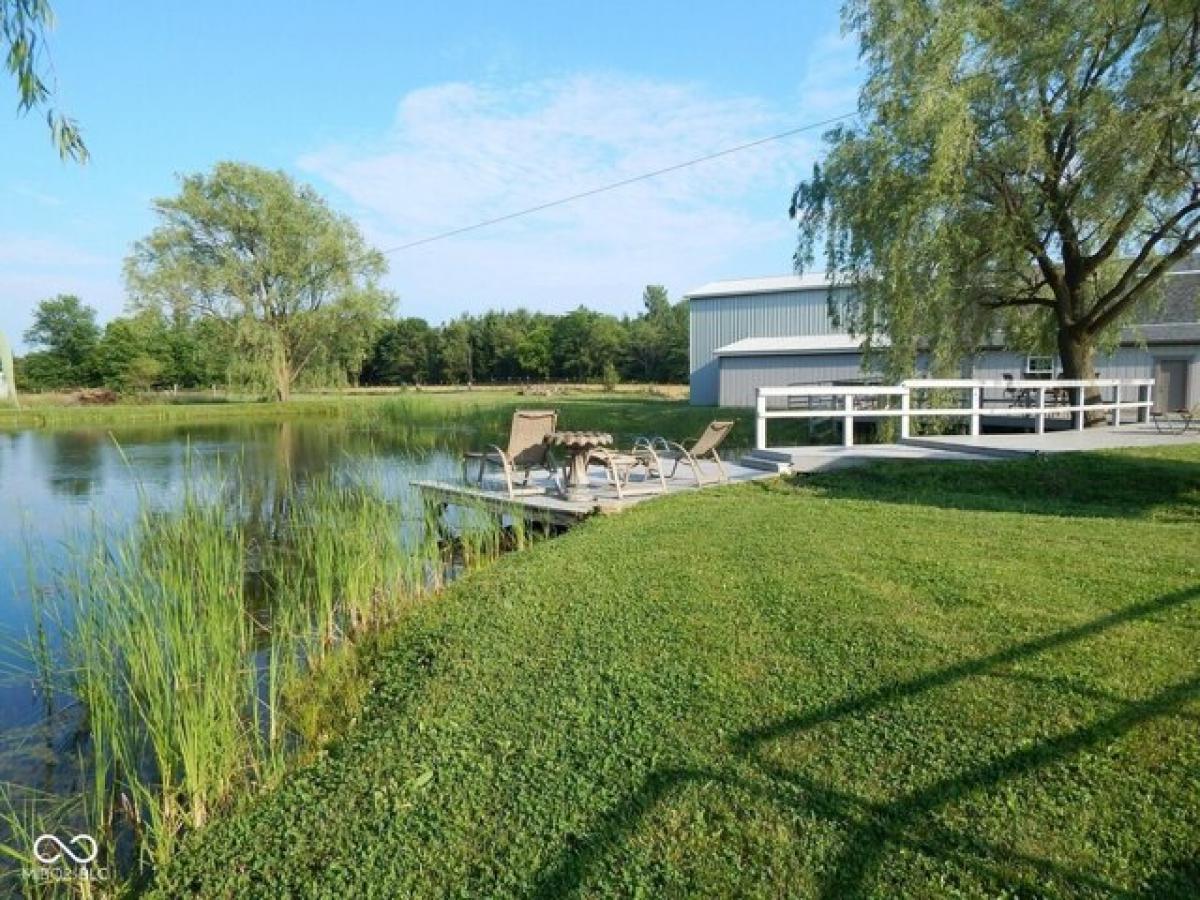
{"left": 462, "top": 409, "right": 560, "bottom": 498}
{"left": 1150, "top": 405, "right": 1197, "bottom": 435}
{"left": 646, "top": 420, "right": 736, "bottom": 487}
{"left": 586, "top": 438, "right": 667, "bottom": 500}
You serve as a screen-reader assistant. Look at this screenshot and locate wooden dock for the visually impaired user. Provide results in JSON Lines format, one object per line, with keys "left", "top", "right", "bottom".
{"left": 419, "top": 424, "right": 1199, "bottom": 524}
{"left": 415, "top": 459, "right": 773, "bottom": 526}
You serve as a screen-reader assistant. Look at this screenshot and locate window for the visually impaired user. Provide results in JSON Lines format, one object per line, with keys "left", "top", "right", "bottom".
{"left": 1025, "top": 355, "right": 1056, "bottom": 377}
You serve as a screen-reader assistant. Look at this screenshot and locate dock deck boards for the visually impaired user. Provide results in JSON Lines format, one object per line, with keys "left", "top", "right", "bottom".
{"left": 415, "top": 460, "right": 772, "bottom": 524}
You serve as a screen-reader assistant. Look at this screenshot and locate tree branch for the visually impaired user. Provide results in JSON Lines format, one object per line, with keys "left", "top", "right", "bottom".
{"left": 1082, "top": 199, "right": 1200, "bottom": 328}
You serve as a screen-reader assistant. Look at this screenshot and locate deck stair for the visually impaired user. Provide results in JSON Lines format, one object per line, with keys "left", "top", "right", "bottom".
{"left": 738, "top": 448, "right": 794, "bottom": 473}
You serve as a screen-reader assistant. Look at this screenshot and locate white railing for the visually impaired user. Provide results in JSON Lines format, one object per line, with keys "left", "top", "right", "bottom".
{"left": 754, "top": 378, "right": 1155, "bottom": 450}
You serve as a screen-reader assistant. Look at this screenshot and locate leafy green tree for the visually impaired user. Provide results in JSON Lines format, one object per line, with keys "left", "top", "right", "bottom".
{"left": 624, "top": 285, "right": 688, "bottom": 383}
{"left": 437, "top": 319, "right": 474, "bottom": 384}
{"left": 92, "top": 311, "right": 171, "bottom": 393}
{"left": 22, "top": 294, "right": 99, "bottom": 388}
{"left": 792, "top": 0, "right": 1200, "bottom": 389}
{"left": 2, "top": 0, "right": 86, "bottom": 159}
{"left": 363, "top": 317, "right": 434, "bottom": 385}
{"left": 552, "top": 308, "right": 599, "bottom": 380}
{"left": 515, "top": 322, "right": 553, "bottom": 380}
{"left": 125, "top": 162, "right": 391, "bottom": 401}
{"left": 641, "top": 284, "right": 670, "bottom": 320}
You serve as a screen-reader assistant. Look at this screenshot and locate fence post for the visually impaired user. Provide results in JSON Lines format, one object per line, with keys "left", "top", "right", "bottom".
{"left": 843, "top": 393, "right": 855, "bottom": 447}
{"left": 1075, "top": 386, "right": 1086, "bottom": 431}
{"left": 1139, "top": 382, "right": 1151, "bottom": 423}
{"left": 970, "top": 386, "right": 981, "bottom": 436}
{"left": 755, "top": 390, "right": 767, "bottom": 451}
{"left": 1111, "top": 383, "right": 1121, "bottom": 427}
{"left": 1036, "top": 387, "right": 1046, "bottom": 434}
{"left": 900, "top": 389, "right": 911, "bottom": 440}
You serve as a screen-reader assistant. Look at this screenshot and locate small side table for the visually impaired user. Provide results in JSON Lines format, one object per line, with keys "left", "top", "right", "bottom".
{"left": 545, "top": 431, "right": 613, "bottom": 500}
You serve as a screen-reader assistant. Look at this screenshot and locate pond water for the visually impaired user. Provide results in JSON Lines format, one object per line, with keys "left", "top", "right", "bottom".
{"left": 0, "top": 421, "right": 466, "bottom": 791}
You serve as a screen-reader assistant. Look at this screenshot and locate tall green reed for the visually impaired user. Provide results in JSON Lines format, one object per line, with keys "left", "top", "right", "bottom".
{"left": 18, "top": 469, "right": 526, "bottom": 886}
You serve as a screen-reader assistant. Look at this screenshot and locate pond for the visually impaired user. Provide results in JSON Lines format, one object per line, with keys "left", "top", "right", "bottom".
{"left": 0, "top": 420, "right": 467, "bottom": 792}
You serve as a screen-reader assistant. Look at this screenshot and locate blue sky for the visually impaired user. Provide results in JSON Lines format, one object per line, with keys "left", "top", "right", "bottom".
{"left": 1, "top": 1, "right": 859, "bottom": 349}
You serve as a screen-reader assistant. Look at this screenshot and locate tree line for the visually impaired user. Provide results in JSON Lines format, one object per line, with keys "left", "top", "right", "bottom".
{"left": 12, "top": 162, "right": 688, "bottom": 397}
{"left": 14, "top": 288, "right": 688, "bottom": 395}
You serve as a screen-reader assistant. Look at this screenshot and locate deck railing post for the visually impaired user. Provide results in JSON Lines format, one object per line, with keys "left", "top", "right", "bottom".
{"left": 753, "top": 378, "right": 1144, "bottom": 449}
{"left": 755, "top": 390, "right": 767, "bottom": 451}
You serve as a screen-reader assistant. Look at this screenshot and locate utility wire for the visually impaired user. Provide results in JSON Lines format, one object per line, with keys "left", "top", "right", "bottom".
{"left": 376, "top": 109, "right": 861, "bottom": 256}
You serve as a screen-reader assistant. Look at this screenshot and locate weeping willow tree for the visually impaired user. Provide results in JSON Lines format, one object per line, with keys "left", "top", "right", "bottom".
{"left": 2, "top": 0, "right": 88, "bottom": 160}
{"left": 792, "top": 0, "right": 1200, "bottom": 390}
{"left": 125, "top": 162, "right": 392, "bottom": 401}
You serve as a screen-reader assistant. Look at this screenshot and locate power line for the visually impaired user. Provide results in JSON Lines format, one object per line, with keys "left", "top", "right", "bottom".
{"left": 317, "top": 35, "right": 1183, "bottom": 276}
{"left": 376, "top": 109, "right": 861, "bottom": 256}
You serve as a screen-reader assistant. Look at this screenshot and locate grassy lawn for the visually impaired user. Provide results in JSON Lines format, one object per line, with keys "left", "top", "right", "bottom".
{"left": 0, "top": 388, "right": 753, "bottom": 450}
{"left": 155, "top": 446, "right": 1200, "bottom": 897}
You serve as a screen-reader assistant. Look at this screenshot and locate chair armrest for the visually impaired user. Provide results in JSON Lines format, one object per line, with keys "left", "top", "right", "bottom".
{"left": 632, "top": 440, "right": 662, "bottom": 466}
{"left": 660, "top": 440, "right": 691, "bottom": 458}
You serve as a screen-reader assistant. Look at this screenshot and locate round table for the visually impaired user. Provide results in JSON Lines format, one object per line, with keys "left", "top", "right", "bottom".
{"left": 545, "top": 431, "right": 613, "bottom": 500}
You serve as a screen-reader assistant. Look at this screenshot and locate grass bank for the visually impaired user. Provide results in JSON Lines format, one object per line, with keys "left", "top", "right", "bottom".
{"left": 155, "top": 445, "right": 1200, "bottom": 897}
{"left": 2, "top": 475, "right": 525, "bottom": 893}
{"left": 0, "top": 387, "right": 717, "bottom": 434}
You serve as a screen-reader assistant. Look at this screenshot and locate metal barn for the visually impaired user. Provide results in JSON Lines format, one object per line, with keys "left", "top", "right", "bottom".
{"left": 687, "top": 264, "right": 1200, "bottom": 411}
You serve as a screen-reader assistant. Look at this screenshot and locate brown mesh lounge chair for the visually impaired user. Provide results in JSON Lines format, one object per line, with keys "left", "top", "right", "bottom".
{"left": 587, "top": 439, "right": 667, "bottom": 499}
{"left": 463, "top": 409, "right": 560, "bottom": 498}
{"left": 634, "top": 420, "right": 735, "bottom": 487}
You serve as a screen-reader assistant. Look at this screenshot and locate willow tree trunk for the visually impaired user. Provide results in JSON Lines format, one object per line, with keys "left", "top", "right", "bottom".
{"left": 1056, "top": 326, "right": 1105, "bottom": 425}
{"left": 270, "top": 340, "right": 292, "bottom": 402}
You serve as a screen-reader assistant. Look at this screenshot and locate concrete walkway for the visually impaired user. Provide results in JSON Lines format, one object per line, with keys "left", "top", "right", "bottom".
{"left": 904, "top": 423, "right": 1200, "bottom": 456}
{"left": 752, "top": 424, "right": 1200, "bottom": 473}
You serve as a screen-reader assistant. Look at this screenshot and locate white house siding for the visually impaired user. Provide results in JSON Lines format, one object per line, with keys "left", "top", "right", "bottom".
{"left": 717, "top": 353, "right": 866, "bottom": 407}
{"left": 689, "top": 287, "right": 852, "bottom": 405}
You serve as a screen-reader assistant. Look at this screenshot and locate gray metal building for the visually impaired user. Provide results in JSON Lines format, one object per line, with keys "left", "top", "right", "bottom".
{"left": 687, "top": 265, "right": 1200, "bottom": 410}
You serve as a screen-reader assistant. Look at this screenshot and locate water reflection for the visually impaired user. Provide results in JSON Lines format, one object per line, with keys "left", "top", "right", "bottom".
{"left": 43, "top": 430, "right": 108, "bottom": 498}
{"left": 0, "top": 419, "right": 472, "bottom": 790}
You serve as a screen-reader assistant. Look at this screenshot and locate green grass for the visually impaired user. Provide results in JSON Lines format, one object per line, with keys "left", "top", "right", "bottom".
{"left": 153, "top": 445, "right": 1200, "bottom": 897}
{"left": 0, "top": 389, "right": 753, "bottom": 452}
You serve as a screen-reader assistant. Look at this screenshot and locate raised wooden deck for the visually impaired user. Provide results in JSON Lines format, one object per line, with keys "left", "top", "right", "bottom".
{"left": 415, "top": 459, "right": 772, "bottom": 525}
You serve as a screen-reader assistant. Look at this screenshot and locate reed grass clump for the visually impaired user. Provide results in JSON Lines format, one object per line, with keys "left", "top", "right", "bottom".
{"left": 11, "top": 472, "right": 521, "bottom": 889}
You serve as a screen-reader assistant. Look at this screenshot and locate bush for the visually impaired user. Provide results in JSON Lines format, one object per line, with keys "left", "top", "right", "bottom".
{"left": 600, "top": 361, "right": 619, "bottom": 391}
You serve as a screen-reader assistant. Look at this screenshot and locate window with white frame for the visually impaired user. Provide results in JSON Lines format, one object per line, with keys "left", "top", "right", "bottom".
{"left": 1025, "top": 355, "right": 1057, "bottom": 377}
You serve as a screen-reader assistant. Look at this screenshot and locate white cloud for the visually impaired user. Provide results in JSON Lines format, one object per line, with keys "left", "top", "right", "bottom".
{"left": 298, "top": 72, "right": 838, "bottom": 320}
{"left": 796, "top": 30, "right": 863, "bottom": 119}
{"left": 0, "top": 235, "right": 112, "bottom": 268}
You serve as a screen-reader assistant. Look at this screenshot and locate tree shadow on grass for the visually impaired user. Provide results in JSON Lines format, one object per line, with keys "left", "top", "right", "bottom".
{"left": 787, "top": 450, "right": 1200, "bottom": 522}
{"left": 530, "top": 585, "right": 1200, "bottom": 898}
